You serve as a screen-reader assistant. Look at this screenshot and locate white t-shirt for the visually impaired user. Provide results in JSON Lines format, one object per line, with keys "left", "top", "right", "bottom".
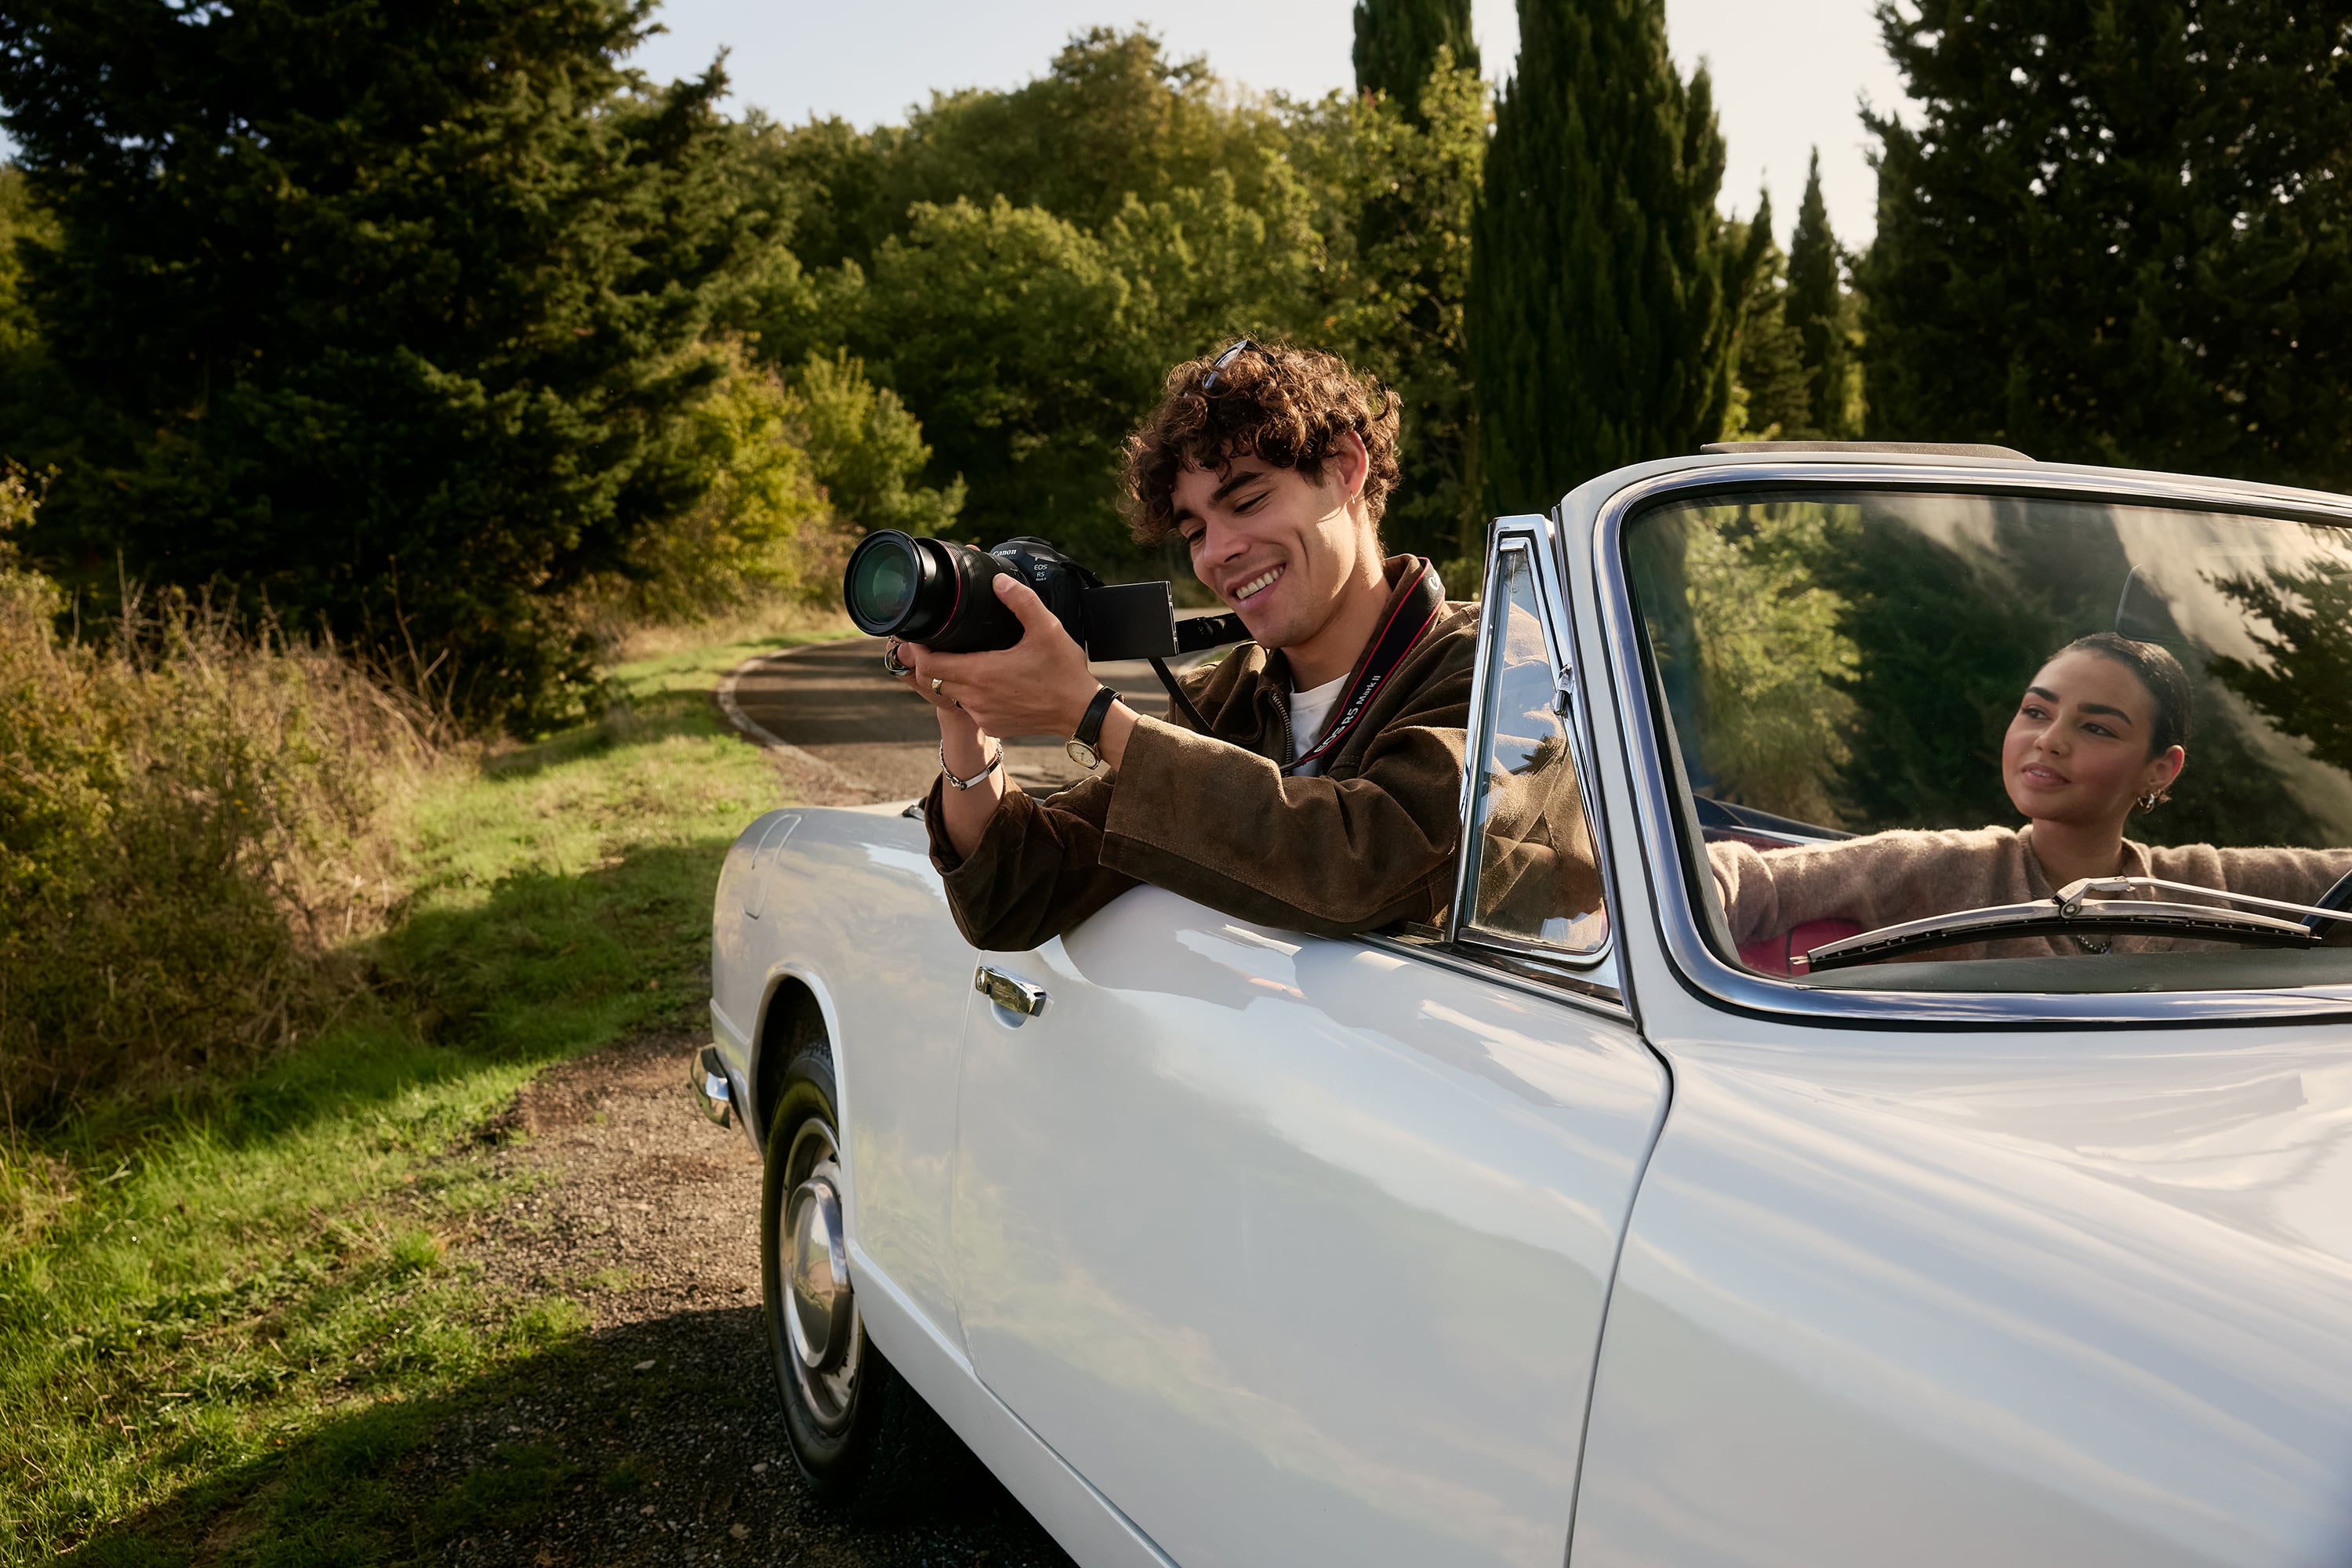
{"left": 1288, "top": 673, "right": 1349, "bottom": 760}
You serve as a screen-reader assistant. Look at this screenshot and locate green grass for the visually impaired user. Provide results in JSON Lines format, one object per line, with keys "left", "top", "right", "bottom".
{"left": 0, "top": 628, "right": 847, "bottom": 1565}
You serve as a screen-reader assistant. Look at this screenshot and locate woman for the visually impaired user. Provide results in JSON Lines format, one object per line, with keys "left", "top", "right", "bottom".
{"left": 1709, "top": 633, "right": 2352, "bottom": 964}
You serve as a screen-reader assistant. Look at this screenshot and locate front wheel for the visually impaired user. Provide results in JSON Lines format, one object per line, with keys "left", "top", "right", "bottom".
{"left": 759, "top": 1023, "right": 957, "bottom": 1515}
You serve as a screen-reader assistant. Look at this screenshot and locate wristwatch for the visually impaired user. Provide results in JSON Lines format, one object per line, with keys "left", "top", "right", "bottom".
{"left": 1065, "top": 684, "right": 1121, "bottom": 769}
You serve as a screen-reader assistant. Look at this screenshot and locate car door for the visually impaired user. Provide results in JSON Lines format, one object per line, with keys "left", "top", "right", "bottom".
{"left": 948, "top": 526, "right": 1668, "bottom": 1568}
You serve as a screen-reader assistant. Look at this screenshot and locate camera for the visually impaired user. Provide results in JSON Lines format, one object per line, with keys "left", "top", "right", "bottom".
{"left": 844, "top": 530, "right": 1222, "bottom": 661}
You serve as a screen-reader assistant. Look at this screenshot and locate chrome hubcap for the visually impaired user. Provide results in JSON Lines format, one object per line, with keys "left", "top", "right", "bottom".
{"left": 787, "top": 1173, "right": 850, "bottom": 1368}
{"left": 778, "top": 1119, "right": 861, "bottom": 1432}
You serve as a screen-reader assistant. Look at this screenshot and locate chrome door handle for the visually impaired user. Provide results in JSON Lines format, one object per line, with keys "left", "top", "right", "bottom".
{"left": 975, "top": 965, "right": 1048, "bottom": 1018}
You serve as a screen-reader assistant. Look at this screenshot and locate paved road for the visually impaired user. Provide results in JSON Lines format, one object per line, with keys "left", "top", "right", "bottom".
{"left": 724, "top": 636, "right": 1203, "bottom": 800}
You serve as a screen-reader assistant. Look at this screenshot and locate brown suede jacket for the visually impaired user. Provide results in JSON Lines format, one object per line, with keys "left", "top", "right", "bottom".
{"left": 923, "top": 556, "right": 1479, "bottom": 952}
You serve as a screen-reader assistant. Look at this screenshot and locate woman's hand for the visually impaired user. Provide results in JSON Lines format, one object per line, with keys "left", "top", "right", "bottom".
{"left": 899, "top": 575, "right": 1102, "bottom": 740}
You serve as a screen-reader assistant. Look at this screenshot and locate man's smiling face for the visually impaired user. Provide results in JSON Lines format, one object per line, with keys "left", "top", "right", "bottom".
{"left": 1169, "top": 446, "right": 1377, "bottom": 653}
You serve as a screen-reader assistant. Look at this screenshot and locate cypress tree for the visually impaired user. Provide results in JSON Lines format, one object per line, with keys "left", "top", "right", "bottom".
{"left": 1862, "top": 0, "right": 2352, "bottom": 485}
{"left": 1784, "top": 151, "right": 1849, "bottom": 438}
{"left": 1353, "top": 0, "right": 1481, "bottom": 121}
{"left": 1469, "top": 0, "right": 1744, "bottom": 516}
{"left": 1732, "top": 194, "right": 1815, "bottom": 441}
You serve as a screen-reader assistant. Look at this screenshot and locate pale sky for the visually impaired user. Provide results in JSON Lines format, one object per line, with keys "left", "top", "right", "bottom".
{"left": 623, "top": 0, "right": 1908, "bottom": 245}
{"left": 0, "top": 2, "right": 1907, "bottom": 245}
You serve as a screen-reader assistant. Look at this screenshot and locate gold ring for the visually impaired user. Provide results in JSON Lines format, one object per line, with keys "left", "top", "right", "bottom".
{"left": 931, "top": 677, "right": 945, "bottom": 695}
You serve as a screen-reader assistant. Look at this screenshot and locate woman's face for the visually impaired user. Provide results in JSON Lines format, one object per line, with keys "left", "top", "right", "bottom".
{"left": 2002, "top": 650, "right": 2185, "bottom": 827}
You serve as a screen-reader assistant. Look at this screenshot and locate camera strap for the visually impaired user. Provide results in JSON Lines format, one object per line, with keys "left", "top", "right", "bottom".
{"left": 1149, "top": 612, "right": 1248, "bottom": 733}
{"left": 1285, "top": 563, "right": 1446, "bottom": 776}
{"left": 1145, "top": 565, "right": 1446, "bottom": 764}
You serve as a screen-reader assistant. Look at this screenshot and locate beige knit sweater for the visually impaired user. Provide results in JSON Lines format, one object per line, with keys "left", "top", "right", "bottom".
{"left": 1708, "top": 826, "right": 2352, "bottom": 961}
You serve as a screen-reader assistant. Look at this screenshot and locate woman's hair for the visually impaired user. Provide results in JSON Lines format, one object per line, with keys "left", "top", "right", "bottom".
{"left": 1119, "top": 340, "right": 1400, "bottom": 545}
{"left": 2055, "top": 632, "right": 2193, "bottom": 757}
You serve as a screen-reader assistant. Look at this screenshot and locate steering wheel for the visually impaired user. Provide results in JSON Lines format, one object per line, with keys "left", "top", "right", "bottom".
{"left": 2308, "top": 866, "right": 2352, "bottom": 938}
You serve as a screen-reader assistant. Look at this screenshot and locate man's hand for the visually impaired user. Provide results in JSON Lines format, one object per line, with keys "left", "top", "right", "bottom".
{"left": 899, "top": 575, "right": 1102, "bottom": 739}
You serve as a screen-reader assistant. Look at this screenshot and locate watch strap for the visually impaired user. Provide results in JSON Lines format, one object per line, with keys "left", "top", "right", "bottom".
{"left": 1073, "top": 684, "right": 1120, "bottom": 747}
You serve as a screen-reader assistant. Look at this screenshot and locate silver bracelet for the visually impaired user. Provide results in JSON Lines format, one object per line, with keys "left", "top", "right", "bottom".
{"left": 938, "top": 739, "right": 1004, "bottom": 791}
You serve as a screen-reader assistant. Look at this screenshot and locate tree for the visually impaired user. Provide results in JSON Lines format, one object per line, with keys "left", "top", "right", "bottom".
{"left": 789, "top": 349, "right": 964, "bottom": 539}
{"left": 837, "top": 197, "right": 1156, "bottom": 569}
{"left": 1470, "top": 0, "right": 1747, "bottom": 517}
{"left": 766, "top": 27, "right": 1490, "bottom": 577}
{"left": 1353, "top": 0, "right": 1480, "bottom": 122}
{"left": 774, "top": 29, "right": 1291, "bottom": 275}
{"left": 1728, "top": 193, "right": 1815, "bottom": 441}
{"left": 1299, "top": 50, "right": 1489, "bottom": 572}
{"left": 1784, "top": 151, "right": 1852, "bottom": 439}
{"left": 0, "top": 0, "right": 778, "bottom": 728}
{"left": 2210, "top": 560, "right": 2352, "bottom": 777}
{"left": 0, "top": 166, "right": 64, "bottom": 464}
{"left": 1862, "top": 0, "right": 2352, "bottom": 486}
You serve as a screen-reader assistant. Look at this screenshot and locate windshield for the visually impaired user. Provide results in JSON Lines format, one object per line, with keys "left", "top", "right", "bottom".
{"left": 1625, "top": 487, "right": 2352, "bottom": 993}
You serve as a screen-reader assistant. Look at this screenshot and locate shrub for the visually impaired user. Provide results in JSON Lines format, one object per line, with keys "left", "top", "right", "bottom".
{"left": 0, "top": 469, "right": 437, "bottom": 1124}
{"left": 602, "top": 342, "right": 961, "bottom": 631}
{"left": 615, "top": 342, "right": 839, "bottom": 624}
{"left": 790, "top": 348, "right": 966, "bottom": 539}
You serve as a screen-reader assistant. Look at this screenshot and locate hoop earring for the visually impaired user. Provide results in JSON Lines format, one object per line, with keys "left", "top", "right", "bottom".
{"left": 2136, "top": 792, "right": 2161, "bottom": 814}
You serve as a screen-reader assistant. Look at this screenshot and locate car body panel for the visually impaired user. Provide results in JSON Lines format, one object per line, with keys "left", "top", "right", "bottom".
{"left": 950, "top": 885, "right": 1667, "bottom": 1568}
{"left": 1570, "top": 1018, "right": 2352, "bottom": 1568}
{"left": 713, "top": 804, "right": 975, "bottom": 1339}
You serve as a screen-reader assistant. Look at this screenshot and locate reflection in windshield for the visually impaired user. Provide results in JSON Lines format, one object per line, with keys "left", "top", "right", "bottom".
{"left": 1627, "top": 491, "right": 2352, "bottom": 985}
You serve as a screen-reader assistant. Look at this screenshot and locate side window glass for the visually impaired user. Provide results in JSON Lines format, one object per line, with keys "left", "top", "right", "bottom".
{"left": 1463, "top": 543, "right": 1610, "bottom": 955}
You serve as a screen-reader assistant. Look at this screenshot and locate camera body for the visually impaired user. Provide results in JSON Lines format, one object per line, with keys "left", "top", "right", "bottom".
{"left": 844, "top": 531, "right": 1183, "bottom": 660}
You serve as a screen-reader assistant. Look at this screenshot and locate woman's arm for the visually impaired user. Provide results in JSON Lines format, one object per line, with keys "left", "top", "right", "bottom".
{"left": 1706, "top": 826, "right": 2030, "bottom": 946}
{"left": 2152, "top": 843, "right": 2352, "bottom": 905}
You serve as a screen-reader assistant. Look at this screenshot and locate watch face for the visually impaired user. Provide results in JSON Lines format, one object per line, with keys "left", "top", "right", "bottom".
{"left": 1064, "top": 738, "right": 1101, "bottom": 770}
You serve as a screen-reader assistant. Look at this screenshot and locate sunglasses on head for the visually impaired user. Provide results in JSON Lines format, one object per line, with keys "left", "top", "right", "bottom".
{"left": 1201, "top": 338, "right": 1257, "bottom": 394}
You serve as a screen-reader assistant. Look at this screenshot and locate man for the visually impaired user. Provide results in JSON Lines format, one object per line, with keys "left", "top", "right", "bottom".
{"left": 894, "top": 340, "right": 1479, "bottom": 951}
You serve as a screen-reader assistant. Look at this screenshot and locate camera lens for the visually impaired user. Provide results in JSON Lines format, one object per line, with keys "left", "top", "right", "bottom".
{"left": 840, "top": 529, "right": 1027, "bottom": 652}
{"left": 845, "top": 532, "right": 921, "bottom": 631}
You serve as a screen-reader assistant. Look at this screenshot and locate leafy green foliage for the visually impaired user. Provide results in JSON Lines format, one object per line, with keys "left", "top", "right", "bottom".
{"left": 0, "top": 168, "right": 49, "bottom": 389}
{"left": 1862, "top": 0, "right": 2352, "bottom": 486}
{"left": 0, "top": 0, "right": 787, "bottom": 730}
{"left": 790, "top": 348, "right": 966, "bottom": 538}
{"left": 1469, "top": 0, "right": 1748, "bottom": 515}
{"left": 837, "top": 195, "right": 1151, "bottom": 567}
{"left": 615, "top": 341, "right": 838, "bottom": 622}
{"left": 1303, "top": 51, "right": 1490, "bottom": 569}
{"left": 1675, "top": 503, "right": 1860, "bottom": 823}
{"left": 1353, "top": 0, "right": 1480, "bottom": 122}
{"left": 763, "top": 27, "right": 1486, "bottom": 578}
{"left": 774, "top": 28, "right": 1294, "bottom": 275}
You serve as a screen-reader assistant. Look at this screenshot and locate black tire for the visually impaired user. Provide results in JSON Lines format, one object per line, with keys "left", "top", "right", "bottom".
{"left": 760, "top": 1019, "right": 965, "bottom": 1519}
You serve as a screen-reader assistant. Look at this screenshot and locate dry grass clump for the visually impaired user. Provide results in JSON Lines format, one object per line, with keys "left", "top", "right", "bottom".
{"left": 0, "top": 470, "right": 444, "bottom": 1126}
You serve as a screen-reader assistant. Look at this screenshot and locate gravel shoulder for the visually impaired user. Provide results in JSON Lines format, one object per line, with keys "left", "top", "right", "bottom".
{"left": 417, "top": 1029, "right": 1075, "bottom": 1568}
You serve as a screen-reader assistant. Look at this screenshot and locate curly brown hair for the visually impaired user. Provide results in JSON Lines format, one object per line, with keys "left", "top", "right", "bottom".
{"left": 1120, "top": 340, "right": 1401, "bottom": 545}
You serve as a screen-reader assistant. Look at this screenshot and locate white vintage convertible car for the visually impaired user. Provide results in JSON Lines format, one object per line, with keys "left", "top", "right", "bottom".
{"left": 699, "top": 446, "right": 2352, "bottom": 1568}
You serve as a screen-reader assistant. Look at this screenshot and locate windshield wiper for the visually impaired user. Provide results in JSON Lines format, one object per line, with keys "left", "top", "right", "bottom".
{"left": 1802, "top": 877, "right": 2336, "bottom": 974}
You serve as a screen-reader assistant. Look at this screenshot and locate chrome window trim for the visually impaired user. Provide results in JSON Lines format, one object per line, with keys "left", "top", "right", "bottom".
{"left": 1447, "top": 515, "right": 1624, "bottom": 1003}
{"left": 1364, "top": 928, "right": 1632, "bottom": 1022}
{"left": 1589, "top": 460, "right": 2352, "bottom": 1027}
